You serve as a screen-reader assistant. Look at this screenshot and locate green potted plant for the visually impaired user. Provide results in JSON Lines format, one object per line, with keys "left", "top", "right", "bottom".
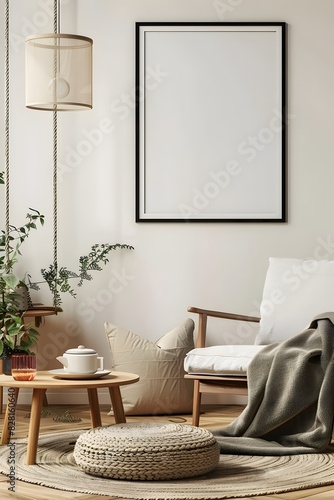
{"left": 0, "top": 171, "right": 43, "bottom": 371}
{"left": 0, "top": 287, "right": 40, "bottom": 374}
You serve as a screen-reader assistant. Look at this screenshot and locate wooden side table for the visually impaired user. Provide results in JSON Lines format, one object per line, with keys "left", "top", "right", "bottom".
{"left": 0, "top": 370, "right": 139, "bottom": 465}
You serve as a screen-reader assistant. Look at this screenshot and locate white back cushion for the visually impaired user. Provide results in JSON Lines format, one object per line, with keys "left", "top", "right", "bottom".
{"left": 255, "top": 257, "right": 334, "bottom": 345}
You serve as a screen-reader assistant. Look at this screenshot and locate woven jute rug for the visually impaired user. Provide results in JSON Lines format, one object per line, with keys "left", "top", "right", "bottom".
{"left": 0, "top": 430, "right": 334, "bottom": 499}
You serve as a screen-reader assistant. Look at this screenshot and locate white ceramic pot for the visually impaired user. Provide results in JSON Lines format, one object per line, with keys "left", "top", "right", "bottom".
{"left": 56, "top": 345, "right": 104, "bottom": 374}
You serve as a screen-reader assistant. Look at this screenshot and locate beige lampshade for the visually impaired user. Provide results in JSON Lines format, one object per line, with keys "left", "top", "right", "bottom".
{"left": 25, "top": 34, "right": 93, "bottom": 111}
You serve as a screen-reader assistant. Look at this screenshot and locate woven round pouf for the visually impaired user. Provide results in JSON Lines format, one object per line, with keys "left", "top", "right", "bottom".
{"left": 73, "top": 422, "right": 220, "bottom": 480}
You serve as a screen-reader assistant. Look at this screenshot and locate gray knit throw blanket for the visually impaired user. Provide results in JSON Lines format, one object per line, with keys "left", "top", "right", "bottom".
{"left": 214, "top": 313, "right": 334, "bottom": 455}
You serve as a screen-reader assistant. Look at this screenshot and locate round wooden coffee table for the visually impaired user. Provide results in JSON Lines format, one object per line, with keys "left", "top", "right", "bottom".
{"left": 0, "top": 370, "right": 139, "bottom": 465}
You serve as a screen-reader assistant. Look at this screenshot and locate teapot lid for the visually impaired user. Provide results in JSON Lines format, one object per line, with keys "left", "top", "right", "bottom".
{"left": 65, "top": 345, "right": 97, "bottom": 355}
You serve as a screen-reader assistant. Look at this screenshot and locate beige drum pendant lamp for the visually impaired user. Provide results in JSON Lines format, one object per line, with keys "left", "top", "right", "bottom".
{"left": 25, "top": 3, "right": 92, "bottom": 111}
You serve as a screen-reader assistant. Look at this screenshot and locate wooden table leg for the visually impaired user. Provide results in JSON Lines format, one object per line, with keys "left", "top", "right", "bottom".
{"left": 87, "top": 388, "right": 102, "bottom": 428}
{"left": 108, "top": 386, "right": 126, "bottom": 423}
{"left": 1, "top": 388, "right": 19, "bottom": 445}
{"left": 42, "top": 391, "right": 48, "bottom": 407}
{"left": 26, "top": 388, "right": 45, "bottom": 465}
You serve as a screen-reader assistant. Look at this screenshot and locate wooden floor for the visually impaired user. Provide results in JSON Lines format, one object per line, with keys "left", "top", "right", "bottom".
{"left": 0, "top": 404, "right": 333, "bottom": 500}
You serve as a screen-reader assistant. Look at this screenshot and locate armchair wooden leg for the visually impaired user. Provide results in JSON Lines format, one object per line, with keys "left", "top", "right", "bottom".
{"left": 192, "top": 379, "right": 202, "bottom": 427}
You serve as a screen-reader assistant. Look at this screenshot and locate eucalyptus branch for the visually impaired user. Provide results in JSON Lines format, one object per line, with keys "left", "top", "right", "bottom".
{"left": 31, "top": 243, "right": 134, "bottom": 308}
{"left": 77, "top": 243, "right": 134, "bottom": 286}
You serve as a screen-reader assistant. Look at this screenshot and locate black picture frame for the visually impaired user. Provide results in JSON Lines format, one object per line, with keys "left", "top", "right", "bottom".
{"left": 135, "top": 22, "right": 286, "bottom": 222}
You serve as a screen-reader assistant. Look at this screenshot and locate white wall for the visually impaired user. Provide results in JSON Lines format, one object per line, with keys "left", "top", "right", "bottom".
{"left": 1, "top": 0, "right": 334, "bottom": 386}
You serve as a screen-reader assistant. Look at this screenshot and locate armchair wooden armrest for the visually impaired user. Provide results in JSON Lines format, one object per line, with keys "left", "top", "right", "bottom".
{"left": 187, "top": 306, "right": 260, "bottom": 348}
{"left": 187, "top": 307, "right": 260, "bottom": 426}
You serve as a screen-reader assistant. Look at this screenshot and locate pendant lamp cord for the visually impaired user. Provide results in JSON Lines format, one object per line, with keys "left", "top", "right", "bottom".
{"left": 4, "top": 0, "right": 10, "bottom": 270}
{"left": 4, "top": 0, "right": 60, "bottom": 305}
{"left": 52, "top": 0, "right": 59, "bottom": 308}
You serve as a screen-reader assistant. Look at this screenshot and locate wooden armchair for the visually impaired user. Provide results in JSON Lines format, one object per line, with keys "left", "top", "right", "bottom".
{"left": 184, "top": 257, "right": 334, "bottom": 426}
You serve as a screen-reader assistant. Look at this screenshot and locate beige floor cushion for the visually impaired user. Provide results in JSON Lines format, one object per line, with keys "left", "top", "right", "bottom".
{"left": 74, "top": 423, "right": 220, "bottom": 480}
{"left": 105, "top": 319, "right": 195, "bottom": 415}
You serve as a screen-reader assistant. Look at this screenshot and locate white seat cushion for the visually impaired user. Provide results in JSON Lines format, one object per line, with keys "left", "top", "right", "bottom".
{"left": 184, "top": 345, "right": 265, "bottom": 375}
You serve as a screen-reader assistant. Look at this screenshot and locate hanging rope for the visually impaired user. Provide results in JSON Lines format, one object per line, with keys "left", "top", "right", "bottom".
{"left": 52, "top": 0, "right": 58, "bottom": 307}
{"left": 4, "top": 0, "right": 10, "bottom": 269}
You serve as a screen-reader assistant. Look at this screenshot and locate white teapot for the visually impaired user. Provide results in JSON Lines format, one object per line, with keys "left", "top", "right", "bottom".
{"left": 56, "top": 345, "right": 104, "bottom": 374}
